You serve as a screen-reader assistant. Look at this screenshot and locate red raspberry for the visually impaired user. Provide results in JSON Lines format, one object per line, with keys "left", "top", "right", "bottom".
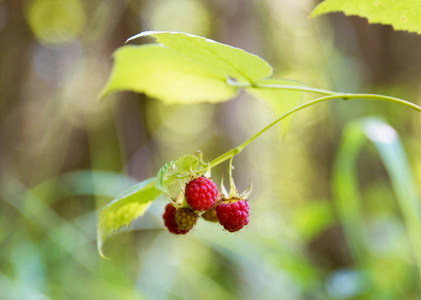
{"left": 162, "top": 203, "right": 189, "bottom": 235}
{"left": 175, "top": 208, "right": 198, "bottom": 230}
{"left": 185, "top": 177, "right": 218, "bottom": 211}
{"left": 216, "top": 200, "right": 250, "bottom": 232}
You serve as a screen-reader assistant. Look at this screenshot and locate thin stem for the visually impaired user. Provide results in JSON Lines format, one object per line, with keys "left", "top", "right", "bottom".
{"left": 228, "top": 156, "right": 234, "bottom": 179}
{"left": 341, "top": 94, "right": 421, "bottom": 112}
{"left": 226, "top": 78, "right": 336, "bottom": 95}
{"left": 208, "top": 93, "right": 421, "bottom": 169}
{"left": 227, "top": 156, "right": 237, "bottom": 198}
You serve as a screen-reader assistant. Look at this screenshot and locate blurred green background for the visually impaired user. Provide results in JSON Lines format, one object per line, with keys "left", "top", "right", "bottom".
{"left": 1, "top": 0, "right": 421, "bottom": 299}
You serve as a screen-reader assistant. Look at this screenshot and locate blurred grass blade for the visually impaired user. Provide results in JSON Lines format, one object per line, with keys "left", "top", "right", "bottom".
{"left": 333, "top": 117, "right": 421, "bottom": 279}
{"left": 30, "top": 171, "right": 139, "bottom": 205}
{"left": 332, "top": 121, "right": 368, "bottom": 264}
{"left": 0, "top": 177, "right": 97, "bottom": 272}
{"left": 0, "top": 176, "right": 149, "bottom": 298}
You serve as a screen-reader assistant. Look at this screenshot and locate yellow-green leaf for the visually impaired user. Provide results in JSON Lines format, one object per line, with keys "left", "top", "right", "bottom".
{"left": 128, "top": 31, "right": 273, "bottom": 84}
{"left": 97, "top": 177, "right": 161, "bottom": 258}
{"left": 311, "top": 0, "right": 421, "bottom": 35}
{"left": 156, "top": 155, "right": 198, "bottom": 194}
{"left": 101, "top": 31, "right": 273, "bottom": 104}
{"left": 100, "top": 44, "right": 238, "bottom": 104}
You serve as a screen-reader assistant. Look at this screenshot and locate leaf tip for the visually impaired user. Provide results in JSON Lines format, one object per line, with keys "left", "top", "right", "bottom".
{"left": 309, "top": 8, "right": 322, "bottom": 19}
{"left": 125, "top": 31, "right": 160, "bottom": 44}
{"left": 97, "top": 230, "right": 112, "bottom": 259}
{"left": 98, "top": 87, "right": 110, "bottom": 102}
{"left": 98, "top": 249, "right": 111, "bottom": 260}
{"left": 308, "top": 1, "right": 331, "bottom": 19}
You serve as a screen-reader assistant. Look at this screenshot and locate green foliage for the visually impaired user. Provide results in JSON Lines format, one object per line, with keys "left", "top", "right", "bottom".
{"left": 311, "top": 0, "right": 421, "bottom": 35}
{"left": 333, "top": 118, "right": 421, "bottom": 281}
{"left": 101, "top": 31, "right": 273, "bottom": 103}
{"left": 100, "top": 44, "right": 238, "bottom": 103}
{"left": 7, "top": 0, "right": 421, "bottom": 297}
{"left": 97, "top": 154, "right": 201, "bottom": 257}
{"left": 156, "top": 154, "right": 198, "bottom": 194}
{"left": 97, "top": 31, "right": 421, "bottom": 262}
{"left": 97, "top": 177, "right": 161, "bottom": 258}
{"left": 130, "top": 31, "right": 273, "bottom": 83}
{"left": 294, "top": 201, "right": 335, "bottom": 241}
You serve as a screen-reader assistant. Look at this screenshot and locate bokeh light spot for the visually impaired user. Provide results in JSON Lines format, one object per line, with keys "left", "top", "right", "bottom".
{"left": 366, "top": 123, "right": 397, "bottom": 144}
{"left": 145, "top": 0, "right": 210, "bottom": 37}
{"left": 26, "top": 0, "right": 86, "bottom": 44}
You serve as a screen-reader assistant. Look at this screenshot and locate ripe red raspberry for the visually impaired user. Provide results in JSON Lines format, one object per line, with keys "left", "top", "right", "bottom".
{"left": 216, "top": 200, "right": 250, "bottom": 232}
{"left": 185, "top": 177, "right": 218, "bottom": 211}
{"left": 162, "top": 203, "right": 189, "bottom": 235}
{"left": 175, "top": 208, "right": 198, "bottom": 230}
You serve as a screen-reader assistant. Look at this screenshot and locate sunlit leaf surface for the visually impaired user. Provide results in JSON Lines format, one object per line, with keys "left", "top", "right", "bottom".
{"left": 101, "top": 31, "right": 273, "bottom": 103}
{"left": 155, "top": 154, "right": 198, "bottom": 194}
{"left": 311, "top": 0, "right": 421, "bottom": 35}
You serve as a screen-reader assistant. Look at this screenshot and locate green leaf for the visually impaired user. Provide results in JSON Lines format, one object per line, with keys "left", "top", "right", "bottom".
{"left": 97, "top": 177, "right": 161, "bottom": 258}
{"left": 245, "top": 78, "right": 305, "bottom": 133}
{"left": 100, "top": 45, "right": 238, "bottom": 104}
{"left": 156, "top": 155, "right": 199, "bottom": 194}
{"left": 129, "top": 31, "right": 273, "bottom": 83}
{"left": 311, "top": 0, "right": 421, "bottom": 35}
{"left": 101, "top": 31, "right": 273, "bottom": 104}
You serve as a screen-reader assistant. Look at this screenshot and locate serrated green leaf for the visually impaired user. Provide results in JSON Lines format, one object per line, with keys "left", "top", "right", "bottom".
{"left": 129, "top": 31, "right": 273, "bottom": 83}
{"left": 100, "top": 45, "right": 238, "bottom": 104}
{"left": 97, "top": 177, "right": 161, "bottom": 258}
{"left": 245, "top": 78, "right": 305, "bottom": 133}
{"left": 311, "top": 0, "right": 421, "bottom": 35}
{"left": 101, "top": 31, "right": 273, "bottom": 104}
{"left": 156, "top": 155, "right": 199, "bottom": 194}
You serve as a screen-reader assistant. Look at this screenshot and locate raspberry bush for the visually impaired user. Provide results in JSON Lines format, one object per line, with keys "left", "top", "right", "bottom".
{"left": 97, "top": 30, "right": 421, "bottom": 258}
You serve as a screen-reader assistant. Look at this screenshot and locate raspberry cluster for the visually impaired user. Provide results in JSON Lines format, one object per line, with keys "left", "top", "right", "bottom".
{"left": 162, "top": 176, "right": 251, "bottom": 234}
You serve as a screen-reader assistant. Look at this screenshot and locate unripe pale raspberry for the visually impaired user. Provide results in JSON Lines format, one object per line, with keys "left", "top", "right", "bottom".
{"left": 162, "top": 203, "right": 189, "bottom": 235}
{"left": 185, "top": 177, "right": 218, "bottom": 211}
{"left": 216, "top": 200, "right": 250, "bottom": 232}
{"left": 201, "top": 208, "right": 219, "bottom": 222}
{"left": 175, "top": 208, "right": 198, "bottom": 230}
